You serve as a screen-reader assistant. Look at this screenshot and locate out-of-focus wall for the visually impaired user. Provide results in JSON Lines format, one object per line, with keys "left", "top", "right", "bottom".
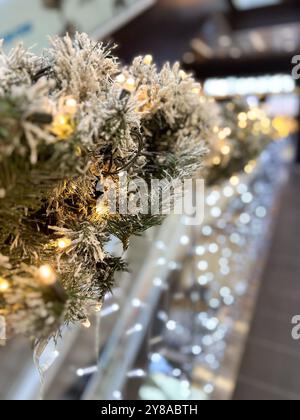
{"left": 0, "top": 0, "right": 154, "bottom": 51}
{"left": 161, "top": 0, "right": 223, "bottom": 6}
{"left": 159, "top": 0, "right": 227, "bottom": 10}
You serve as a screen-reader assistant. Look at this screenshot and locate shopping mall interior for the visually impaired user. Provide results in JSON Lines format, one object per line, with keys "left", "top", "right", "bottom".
{"left": 0, "top": 0, "right": 300, "bottom": 401}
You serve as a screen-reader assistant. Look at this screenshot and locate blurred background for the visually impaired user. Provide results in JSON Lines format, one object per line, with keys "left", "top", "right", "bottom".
{"left": 1, "top": 0, "right": 300, "bottom": 401}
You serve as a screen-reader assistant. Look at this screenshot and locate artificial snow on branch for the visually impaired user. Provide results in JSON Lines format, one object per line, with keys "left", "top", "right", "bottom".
{"left": 0, "top": 33, "right": 213, "bottom": 343}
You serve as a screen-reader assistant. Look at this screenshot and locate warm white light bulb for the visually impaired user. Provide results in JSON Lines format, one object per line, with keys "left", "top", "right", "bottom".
{"left": 64, "top": 97, "right": 77, "bottom": 114}
{"left": 212, "top": 156, "right": 221, "bottom": 165}
{"left": 143, "top": 55, "right": 153, "bottom": 65}
{"left": 116, "top": 73, "right": 126, "bottom": 84}
{"left": 124, "top": 77, "right": 136, "bottom": 92}
{"left": 230, "top": 176, "right": 240, "bottom": 186}
{"left": 37, "top": 265, "right": 57, "bottom": 285}
{"left": 94, "top": 303, "right": 102, "bottom": 313}
{"left": 82, "top": 319, "right": 91, "bottom": 329}
{"left": 0, "top": 277, "right": 9, "bottom": 292}
{"left": 65, "top": 97, "right": 77, "bottom": 107}
{"left": 57, "top": 238, "right": 72, "bottom": 250}
{"left": 56, "top": 115, "right": 68, "bottom": 126}
{"left": 221, "top": 145, "right": 231, "bottom": 156}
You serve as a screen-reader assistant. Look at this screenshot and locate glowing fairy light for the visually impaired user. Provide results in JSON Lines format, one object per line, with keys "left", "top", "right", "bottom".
{"left": 100, "top": 303, "right": 120, "bottom": 318}
{"left": 63, "top": 96, "right": 78, "bottom": 115}
{"left": 55, "top": 115, "right": 67, "bottom": 126}
{"left": 180, "top": 235, "right": 190, "bottom": 246}
{"left": 212, "top": 156, "right": 221, "bottom": 165}
{"left": 65, "top": 97, "right": 77, "bottom": 108}
{"left": 221, "top": 145, "right": 231, "bottom": 156}
{"left": 238, "top": 112, "right": 247, "bottom": 121}
{"left": 126, "top": 323, "right": 143, "bottom": 336}
{"left": 223, "top": 127, "right": 232, "bottom": 137}
{"left": 123, "top": 77, "right": 136, "bottom": 92}
{"left": 116, "top": 73, "right": 136, "bottom": 92}
{"left": 116, "top": 73, "right": 126, "bottom": 84}
{"left": 51, "top": 114, "right": 74, "bottom": 140}
{"left": 82, "top": 319, "right": 91, "bottom": 329}
{"left": 57, "top": 238, "right": 72, "bottom": 250}
{"left": 94, "top": 303, "right": 102, "bottom": 313}
{"left": 244, "top": 161, "right": 256, "bottom": 174}
{"left": 238, "top": 121, "right": 247, "bottom": 129}
{"left": 230, "top": 175, "right": 240, "bottom": 186}
{"left": 248, "top": 109, "right": 258, "bottom": 121}
{"left": 0, "top": 277, "right": 9, "bottom": 292}
{"left": 143, "top": 55, "right": 153, "bottom": 65}
{"left": 37, "top": 265, "right": 57, "bottom": 285}
{"left": 192, "top": 86, "right": 201, "bottom": 95}
{"left": 218, "top": 129, "right": 230, "bottom": 140}
{"left": 127, "top": 369, "right": 146, "bottom": 378}
{"left": 77, "top": 366, "right": 98, "bottom": 377}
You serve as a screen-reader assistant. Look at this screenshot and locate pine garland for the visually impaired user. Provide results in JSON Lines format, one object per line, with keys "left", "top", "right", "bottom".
{"left": 204, "top": 99, "right": 275, "bottom": 185}
{"left": 0, "top": 33, "right": 214, "bottom": 342}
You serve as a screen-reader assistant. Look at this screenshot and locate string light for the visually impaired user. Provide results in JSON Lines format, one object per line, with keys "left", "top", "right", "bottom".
{"left": 247, "top": 110, "right": 258, "bottom": 121}
{"left": 55, "top": 115, "right": 67, "bottom": 126}
{"left": 62, "top": 96, "right": 78, "bottom": 115}
{"left": 127, "top": 369, "right": 146, "bottom": 378}
{"left": 37, "top": 265, "right": 57, "bottom": 285}
{"left": 166, "top": 320, "right": 177, "bottom": 331}
{"left": 223, "top": 186, "right": 234, "bottom": 198}
{"left": 51, "top": 114, "right": 74, "bottom": 140}
{"left": 77, "top": 366, "right": 98, "bottom": 377}
{"left": 192, "top": 86, "right": 201, "bottom": 95}
{"left": 212, "top": 156, "right": 221, "bottom": 165}
{"left": 244, "top": 160, "right": 256, "bottom": 174}
{"left": 57, "top": 238, "right": 72, "bottom": 250}
{"left": 100, "top": 303, "right": 120, "bottom": 318}
{"left": 221, "top": 145, "right": 231, "bottom": 156}
{"left": 112, "top": 391, "right": 122, "bottom": 400}
{"left": 0, "top": 277, "right": 9, "bottom": 292}
{"left": 223, "top": 127, "right": 232, "bottom": 137}
{"left": 238, "top": 112, "right": 247, "bottom": 121}
{"left": 238, "top": 120, "right": 247, "bottom": 129}
{"left": 116, "top": 73, "right": 137, "bottom": 92}
{"left": 218, "top": 129, "right": 230, "bottom": 140}
{"left": 82, "top": 319, "right": 91, "bottom": 329}
{"left": 94, "top": 303, "right": 102, "bottom": 313}
{"left": 123, "top": 77, "right": 136, "bottom": 92}
{"left": 143, "top": 55, "right": 153, "bottom": 65}
{"left": 75, "top": 146, "right": 82, "bottom": 157}
{"left": 116, "top": 73, "right": 126, "bottom": 84}
{"left": 230, "top": 176, "right": 240, "bottom": 186}
{"left": 272, "top": 116, "right": 298, "bottom": 138}
{"left": 50, "top": 96, "right": 78, "bottom": 140}
{"left": 126, "top": 323, "right": 143, "bottom": 336}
